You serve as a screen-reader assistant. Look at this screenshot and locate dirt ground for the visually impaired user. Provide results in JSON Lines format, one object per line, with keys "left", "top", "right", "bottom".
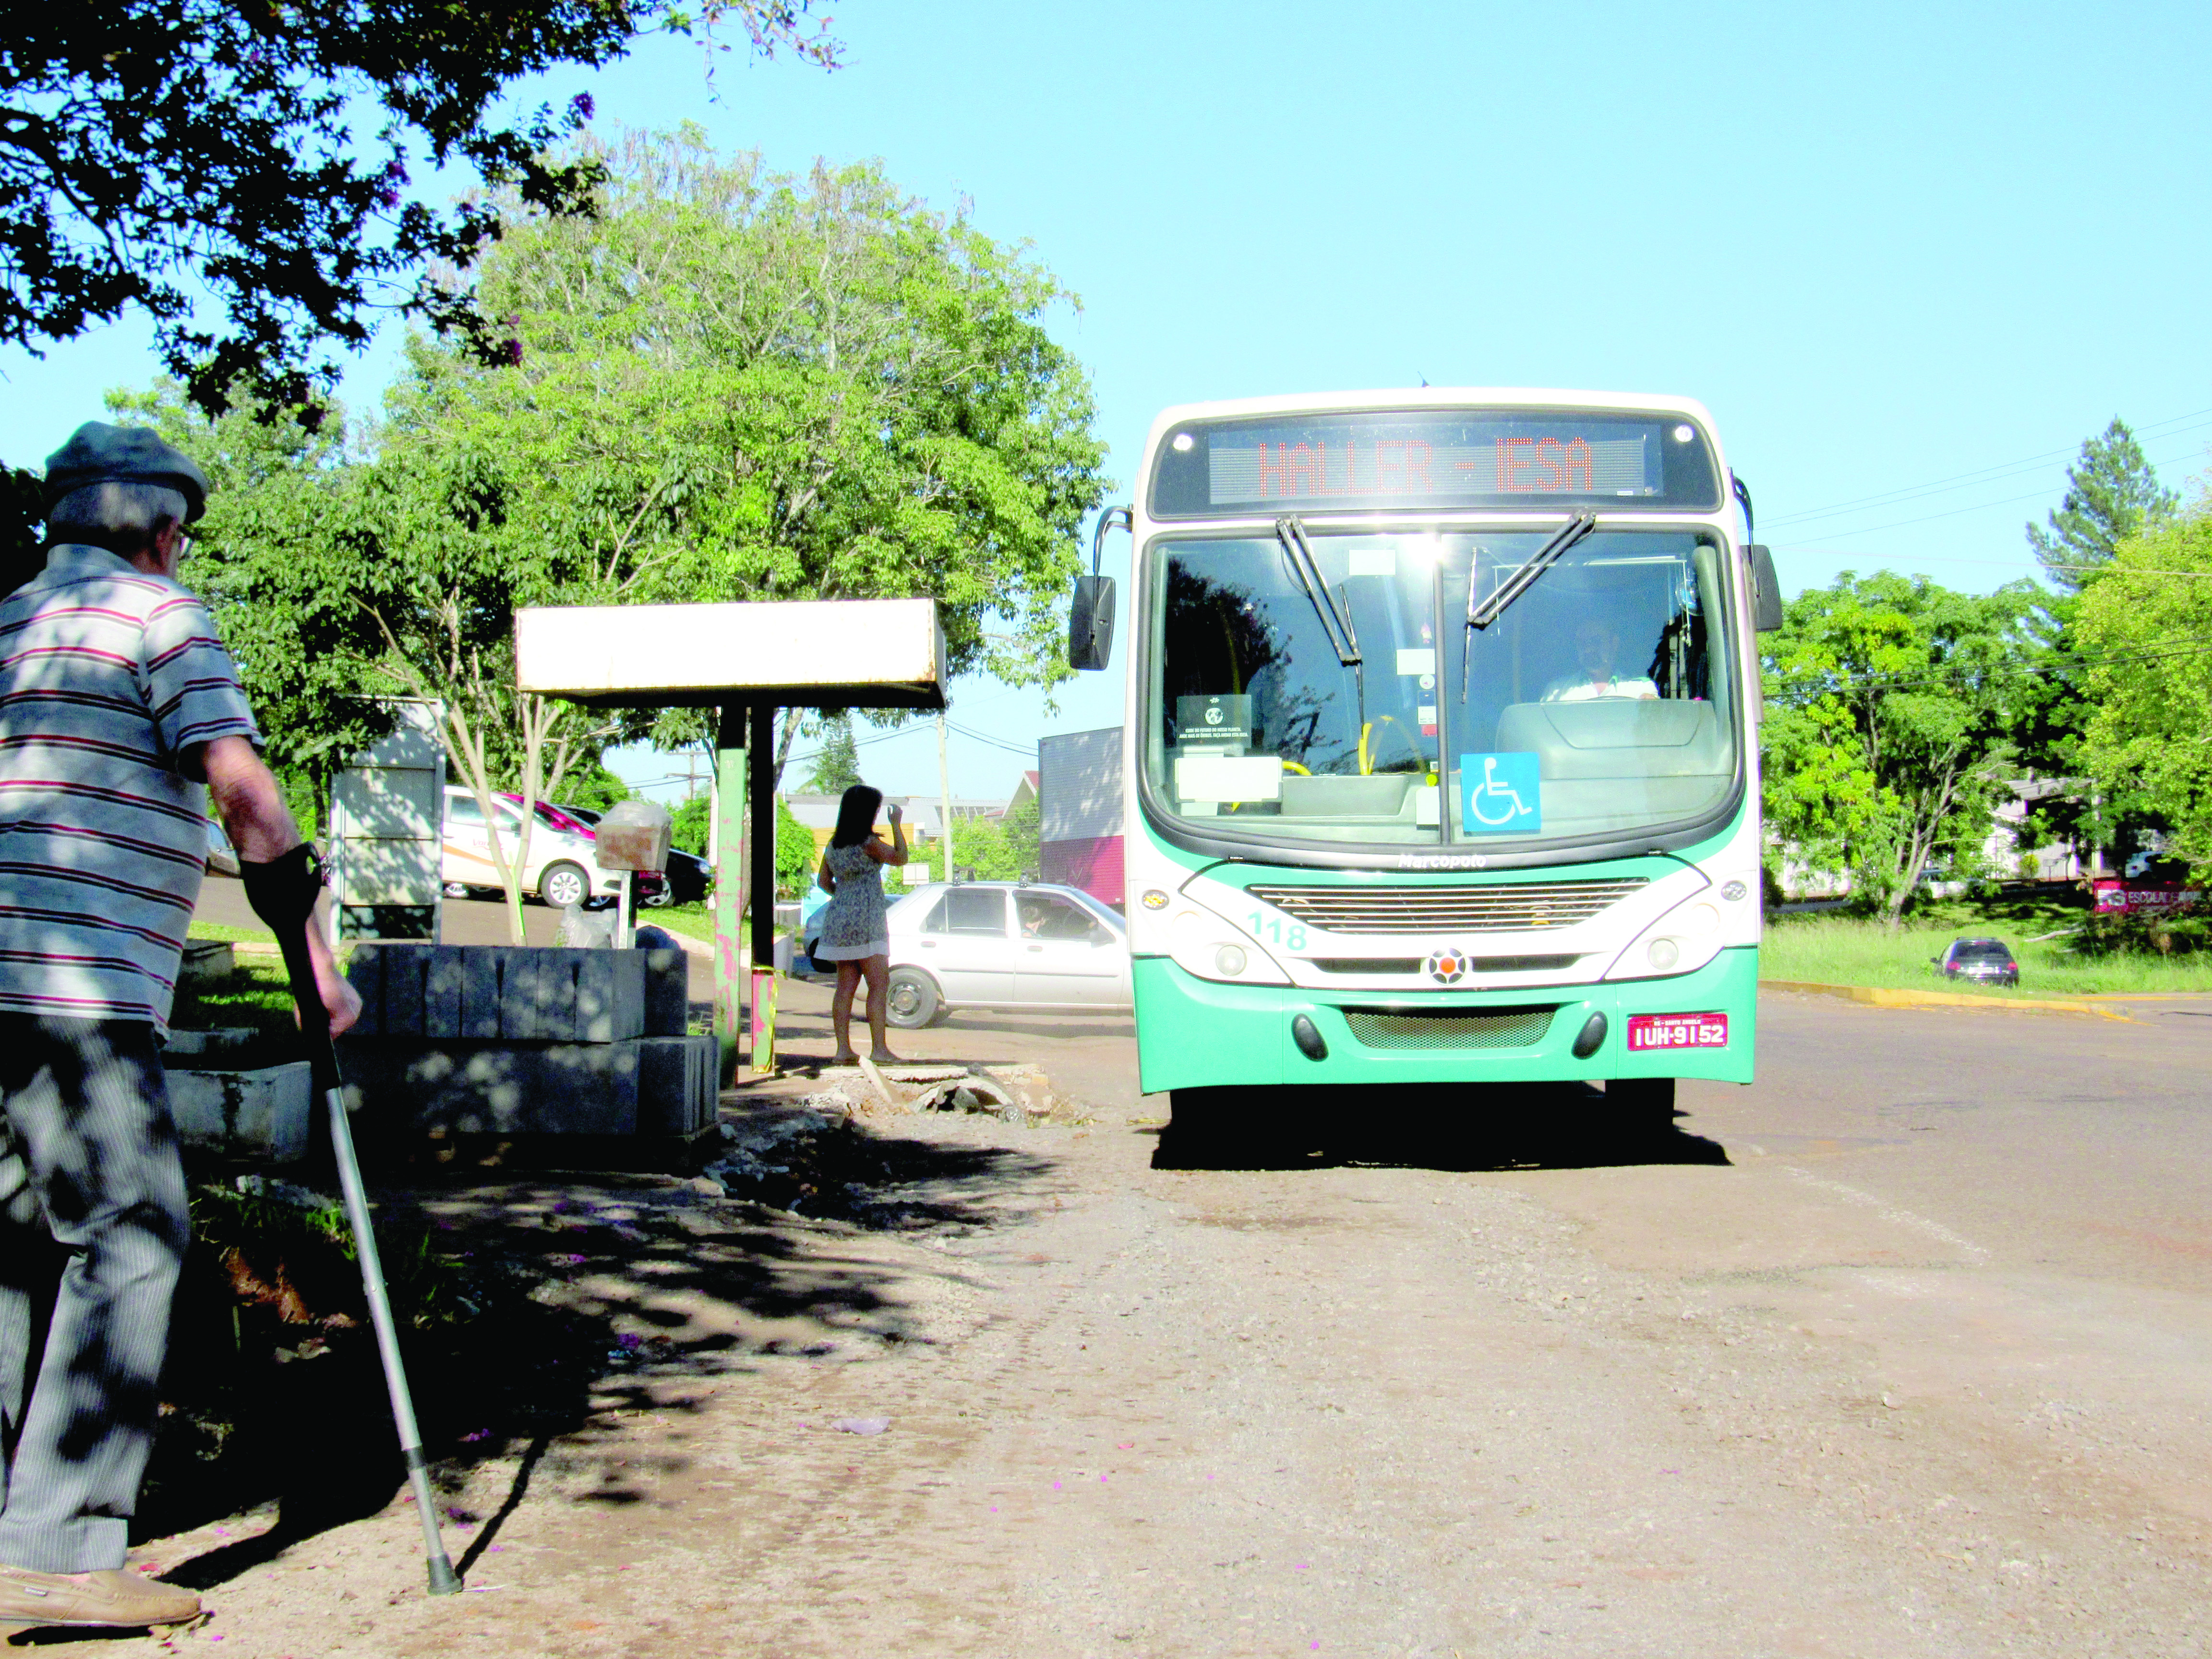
{"left": 16, "top": 985, "right": 2212, "bottom": 1657}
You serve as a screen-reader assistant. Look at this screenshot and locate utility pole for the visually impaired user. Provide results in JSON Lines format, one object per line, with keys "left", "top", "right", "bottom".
{"left": 938, "top": 709, "right": 955, "bottom": 886}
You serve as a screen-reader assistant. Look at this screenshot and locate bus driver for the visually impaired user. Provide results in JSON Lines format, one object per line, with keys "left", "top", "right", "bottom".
{"left": 1543, "top": 616, "right": 1659, "bottom": 703}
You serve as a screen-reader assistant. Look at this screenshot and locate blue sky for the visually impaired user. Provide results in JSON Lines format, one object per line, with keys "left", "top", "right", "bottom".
{"left": 5, "top": 0, "right": 2208, "bottom": 804}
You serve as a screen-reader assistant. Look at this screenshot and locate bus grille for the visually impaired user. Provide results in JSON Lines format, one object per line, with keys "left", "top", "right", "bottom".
{"left": 1248, "top": 879, "right": 1648, "bottom": 935}
{"left": 1310, "top": 954, "right": 1582, "bottom": 976}
{"left": 1341, "top": 1006, "right": 1558, "bottom": 1050}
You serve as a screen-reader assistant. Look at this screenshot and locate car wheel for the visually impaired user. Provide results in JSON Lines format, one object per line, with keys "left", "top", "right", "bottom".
{"left": 1605, "top": 1076, "right": 1676, "bottom": 1131}
{"left": 539, "top": 861, "right": 590, "bottom": 909}
{"left": 886, "top": 967, "right": 940, "bottom": 1030}
{"left": 638, "top": 883, "right": 673, "bottom": 908}
{"left": 442, "top": 882, "right": 471, "bottom": 899}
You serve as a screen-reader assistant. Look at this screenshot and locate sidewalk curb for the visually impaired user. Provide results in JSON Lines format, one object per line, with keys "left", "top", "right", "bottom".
{"left": 1759, "top": 979, "right": 2135, "bottom": 1022}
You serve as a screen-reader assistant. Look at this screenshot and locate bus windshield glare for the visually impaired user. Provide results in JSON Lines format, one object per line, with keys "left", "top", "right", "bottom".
{"left": 1144, "top": 529, "right": 1739, "bottom": 848}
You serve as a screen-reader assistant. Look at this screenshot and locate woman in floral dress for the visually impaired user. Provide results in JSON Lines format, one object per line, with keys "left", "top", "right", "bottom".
{"left": 814, "top": 783, "right": 908, "bottom": 1064}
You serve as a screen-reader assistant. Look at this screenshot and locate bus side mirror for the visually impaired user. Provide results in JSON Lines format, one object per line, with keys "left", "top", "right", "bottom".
{"left": 1070, "top": 574, "right": 1117, "bottom": 670}
{"left": 1747, "top": 544, "right": 1784, "bottom": 632}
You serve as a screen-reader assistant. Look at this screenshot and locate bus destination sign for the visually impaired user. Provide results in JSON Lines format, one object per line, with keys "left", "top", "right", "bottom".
{"left": 1148, "top": 408, "right": 1723, "bottom": 517}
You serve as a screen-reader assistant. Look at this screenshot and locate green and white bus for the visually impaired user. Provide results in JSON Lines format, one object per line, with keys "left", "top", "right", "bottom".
{"left": 1067, "top": 390, "right": 1782, "bottom": 1118}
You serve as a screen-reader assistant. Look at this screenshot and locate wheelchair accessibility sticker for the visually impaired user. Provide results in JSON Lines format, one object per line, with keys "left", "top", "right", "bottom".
{"left": 1459, "top": 752, "right": 1541, "bottom": 834}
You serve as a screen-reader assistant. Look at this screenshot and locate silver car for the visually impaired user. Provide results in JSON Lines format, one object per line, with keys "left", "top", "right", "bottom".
{"left": 883, "top": 882, "right": 1130, "bottom": 1028}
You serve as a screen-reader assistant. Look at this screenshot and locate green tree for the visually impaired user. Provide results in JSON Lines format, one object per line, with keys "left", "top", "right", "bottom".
{"left": 804, "top": 715, "right": 863, "bottom": 795}
{"left": 99, "top": 128, "right": 1106, "bottom": 938}
{"left": 2074, "top": 501, "right": 2212, "bottom": 871}
{"left": 671, "top": 795, "right": 710, "bottom": 859}
{"left": 478, "top": 129, "right": 1110, "bottom": 780}
{"left": 2, "top": 3, "right": 838, "bottom": 418}
{"left": 1000, "top": 797, "right": 1043, "bottom": 881}
{"left": 1762, "top": 572, "right": 2035, "bottom": 926}
{"left": 950, "top": 812, "right": 1017, "bottom": 881}
{"left": 775, "top": 797, "right": 817, "bottom": 897}
{"left": 559, "top": 760, "right": 631, "bottom": 814}
{"left": 2026, "top": 419, "right": 2177, "bottom": 592}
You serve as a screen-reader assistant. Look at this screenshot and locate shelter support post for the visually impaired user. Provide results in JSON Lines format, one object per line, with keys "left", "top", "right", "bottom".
{"left": 747, "top": 704, "right": 778, "bottom": 1076}
{"left": 713, "top": 707, "right": 746, "bottom": 1085}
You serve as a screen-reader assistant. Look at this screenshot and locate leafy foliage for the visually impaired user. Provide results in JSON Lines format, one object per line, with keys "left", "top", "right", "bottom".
{"left": 775, "top": 795, "right": 816, "bottom": 897}
{"left": 478, "top": 131, "right": 1111, "bottom": 775}
{"left": 1761, "top": 572, "right": 2036, "bottom": 925}
{"left": 2025, "top": 418, "right": 2177, "bottom": 592}
{"left": 2074, "top": 501, "right": 2212, "bottom": 872}
{"left": 950, "top": 798, "right": 1041, "bottom": 882}
{"left": 671, "top": 794, "right": 710, "bottom": 858}
{"left": 1, "top": 2, "right": 839, "bottom": 416}
{"left": 99, "top": 130, "right": 1106, "bottom": 938}
{"left": 804, "top": 714, "right": 862, "bottom": 795}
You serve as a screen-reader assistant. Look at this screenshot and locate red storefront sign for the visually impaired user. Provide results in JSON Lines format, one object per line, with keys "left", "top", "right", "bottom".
{"left": 1625, "top": 1012, "right": 1730, "bottom": 1052}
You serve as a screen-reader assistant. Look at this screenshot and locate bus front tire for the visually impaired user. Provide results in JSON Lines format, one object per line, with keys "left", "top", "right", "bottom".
{"left": 1605, "top": 1076, "right": 1676, "bottom": 1130}
{"left": 886, "top": 967, "right": 943, "bottom": 1030}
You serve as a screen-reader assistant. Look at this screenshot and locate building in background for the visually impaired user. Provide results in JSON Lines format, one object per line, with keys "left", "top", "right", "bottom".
{"left": 1039, "top": 727, "right": 1124, "bottom": 909}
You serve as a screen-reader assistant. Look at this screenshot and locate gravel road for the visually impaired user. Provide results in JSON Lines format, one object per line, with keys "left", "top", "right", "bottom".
{"left": 45, "top": 987, "right": 2212, "bottom": 1656}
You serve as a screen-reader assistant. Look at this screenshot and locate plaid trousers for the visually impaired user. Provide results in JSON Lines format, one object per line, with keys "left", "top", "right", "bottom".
{"left": 0, "top": 1018, "right": 188, "bottom": 1574}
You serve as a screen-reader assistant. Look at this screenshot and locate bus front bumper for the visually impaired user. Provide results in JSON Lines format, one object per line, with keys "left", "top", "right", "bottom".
{"left": 1133, "top": 947, "right": 1757, "bottom": 1094}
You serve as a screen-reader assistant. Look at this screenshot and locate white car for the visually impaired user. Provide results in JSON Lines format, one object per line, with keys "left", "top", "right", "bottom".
{"left": 441, "top": 787, "right": 624, "bottom": 908}
{"left": 881, "top": 881, "right": 1131, "bottom": 1028}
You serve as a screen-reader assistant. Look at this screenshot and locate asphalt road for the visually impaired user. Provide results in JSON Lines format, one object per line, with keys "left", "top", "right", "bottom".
{"left": 156, "top": 900, "right": 2212, "bottom": 1656}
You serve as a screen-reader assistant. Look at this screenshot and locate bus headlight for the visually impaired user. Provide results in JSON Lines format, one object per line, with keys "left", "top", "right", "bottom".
{"left": 1605, "top": 885, "right": 1726, "bottom": 982}
{"left": 1161, "top": 893, "right": 1289, "bottom": 986}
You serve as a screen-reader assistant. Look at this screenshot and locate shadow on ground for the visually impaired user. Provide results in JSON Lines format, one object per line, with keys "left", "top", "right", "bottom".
{"left": 1151, "top": 1082, "right": 1731, "bottom": 1173}
{"left": 128, "top": 1120, "right": 1055, "bottom": 1588}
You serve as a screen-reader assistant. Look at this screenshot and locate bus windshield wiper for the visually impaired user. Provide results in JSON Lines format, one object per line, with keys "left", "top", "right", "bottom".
{"left": 1461, "top": 514, "right": 1599, "bottom": 699}
{"left": 1274, "top": 516, "right": 1363, "bottom": 669}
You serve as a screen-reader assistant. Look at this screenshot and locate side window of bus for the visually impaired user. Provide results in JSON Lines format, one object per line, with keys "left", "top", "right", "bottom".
{"left": 946, "top": 888, "right": 1008, "bottom": 936}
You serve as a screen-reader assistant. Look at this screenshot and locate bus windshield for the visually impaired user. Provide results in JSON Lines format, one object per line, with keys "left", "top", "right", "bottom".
{"left": 1142, "top": 528, "right": 1739, "bottom": 849}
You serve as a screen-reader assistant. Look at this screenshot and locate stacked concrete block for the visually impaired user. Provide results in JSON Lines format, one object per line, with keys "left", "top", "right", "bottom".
{"left": 339, "top": 945, "right": 713, "bottom": 1142}
{"left": 165, "top": 1063, "right": 315, "bottom": 1162}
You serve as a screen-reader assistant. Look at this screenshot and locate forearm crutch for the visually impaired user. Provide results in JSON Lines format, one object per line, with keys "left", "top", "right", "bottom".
{"left": 242, "top": 846, "right": 461, "bottom": 1595}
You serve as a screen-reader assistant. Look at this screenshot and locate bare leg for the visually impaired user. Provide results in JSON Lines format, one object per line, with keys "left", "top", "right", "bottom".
{"left": 830, "top": 962, "right": 861, "bottom": 1063}
{"left": 864, "top": 954, "right": 900, "bottom": 1063}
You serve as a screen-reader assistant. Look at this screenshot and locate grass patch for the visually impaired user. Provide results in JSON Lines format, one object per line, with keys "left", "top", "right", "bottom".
{"left": 172, "top": 958, "right": 301, "bottom": 1037}
{"left": 638, "top": 900, "right": 713, "bottom": 942}
{"left": 636, "top": 902, "right": 792, "bottom": 947}
{"left": 188, "top": 919, "right": 276, "bottom": 942}
{"left": 1763, "top": 899, "right": 2212, "bottom": 996}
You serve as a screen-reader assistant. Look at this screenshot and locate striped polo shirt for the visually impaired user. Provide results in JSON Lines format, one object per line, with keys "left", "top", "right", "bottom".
{"left": 0, "top": 544, "right": 261, "bottom": 1031}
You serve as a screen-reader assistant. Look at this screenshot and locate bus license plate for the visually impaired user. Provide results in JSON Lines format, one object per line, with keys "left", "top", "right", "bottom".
{"left": 1626, "top": 1012, "right": 1729, "bottom": 1051}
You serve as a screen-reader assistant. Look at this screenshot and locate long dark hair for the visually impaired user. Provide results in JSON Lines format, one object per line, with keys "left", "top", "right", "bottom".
{"left": 830, "top": 783, "right": 882, "bottom": 849}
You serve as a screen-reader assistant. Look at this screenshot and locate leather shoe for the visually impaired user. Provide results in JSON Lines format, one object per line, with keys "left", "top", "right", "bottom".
{"left": 0, "top": 1565, "right": 201, "bottom": 1633}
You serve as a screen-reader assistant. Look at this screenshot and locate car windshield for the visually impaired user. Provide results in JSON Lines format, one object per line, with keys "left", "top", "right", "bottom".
{"left": 1957, "top": 942, "right": 2013, "bottom": 961}
{"left": 1143, "top": 528, "right": 1738, "bottom": 848}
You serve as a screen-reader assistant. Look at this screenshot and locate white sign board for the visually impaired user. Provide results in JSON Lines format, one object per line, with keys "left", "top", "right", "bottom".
{"left": 514, "top": 598, "right": 947, "bottom": 709}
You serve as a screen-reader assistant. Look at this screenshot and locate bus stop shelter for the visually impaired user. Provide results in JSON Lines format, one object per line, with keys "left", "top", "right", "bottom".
{"left": 516, "top": 597, "right": 947, "bottom": 1077}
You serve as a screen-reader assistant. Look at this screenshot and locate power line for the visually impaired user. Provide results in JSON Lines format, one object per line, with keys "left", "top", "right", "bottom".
{"left": 1764, "top": 406, "right": 2212, "bottom": 529}
{"left": 1770, "top": 441, "right": 2212, "bottom": 549}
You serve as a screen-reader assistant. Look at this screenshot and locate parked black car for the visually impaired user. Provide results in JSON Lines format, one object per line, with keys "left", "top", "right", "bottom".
{"left": 555, "top": 802, "right": 711, "bottom": 907}
{"left": 1934, "top": 937, "right": 2020, "bottom": 986}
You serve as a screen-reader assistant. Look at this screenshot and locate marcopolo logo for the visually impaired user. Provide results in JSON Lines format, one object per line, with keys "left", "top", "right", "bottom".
{"left": 1425, "top": 948, "right": 1469, "bottom": 985}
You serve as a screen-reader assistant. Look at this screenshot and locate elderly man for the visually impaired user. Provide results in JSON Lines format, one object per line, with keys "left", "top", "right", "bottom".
{"left": 0, "top": 424, "right": 359, "bottom": 1638}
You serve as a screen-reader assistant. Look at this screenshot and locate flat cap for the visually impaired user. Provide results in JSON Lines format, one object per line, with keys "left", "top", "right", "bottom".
{"left": 43, "top": 421, "right": 210, "bottom": 522}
